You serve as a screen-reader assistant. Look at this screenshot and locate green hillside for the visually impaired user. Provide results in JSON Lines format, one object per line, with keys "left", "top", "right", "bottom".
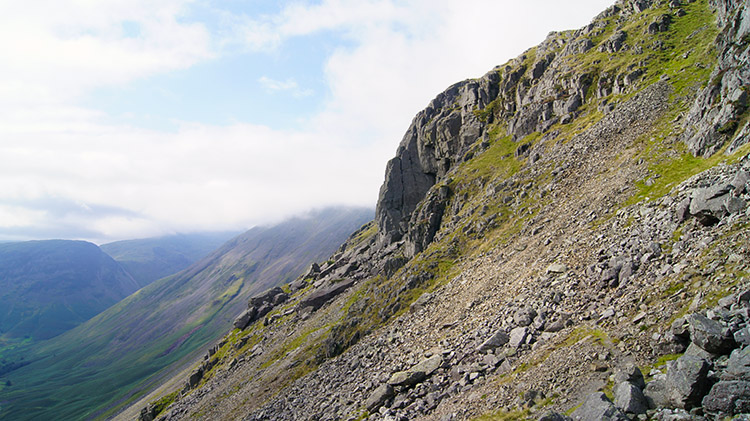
{"left": 101, "top": 232, "right": 238, "bottom": 288}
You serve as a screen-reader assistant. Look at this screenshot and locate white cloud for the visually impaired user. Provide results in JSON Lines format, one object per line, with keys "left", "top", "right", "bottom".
{"left": 0, "top": 0, "right": 615, "bottom": 243}
{"left": 0, "top": 0, "right": 212, "bottom": 106}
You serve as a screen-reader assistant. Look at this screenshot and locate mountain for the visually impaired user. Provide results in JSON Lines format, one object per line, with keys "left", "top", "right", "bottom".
{"left": 135, "top": 0, "right": 750, "bottom": 420}
{"left": 0, "top": 207, "right": 372, "bottom": 421}
{"left": 101, "top": 232, "right": 239, "bottom": 288}
{"left": 0, "top": 240, "right": 138, "bottom": 347}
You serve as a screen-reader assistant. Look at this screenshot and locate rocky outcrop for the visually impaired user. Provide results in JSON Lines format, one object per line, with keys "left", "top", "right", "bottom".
{"left": 233, "top": 286, "right": 288, "bottom": 330}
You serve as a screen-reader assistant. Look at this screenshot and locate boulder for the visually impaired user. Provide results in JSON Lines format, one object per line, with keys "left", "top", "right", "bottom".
{"left": 614, "top": 381, "right": 647, "bottom": 415}
{"left": 298, "top": 279, "right": 356, "bottom": 311}
{"left": 412, "top": 354, "right": 443, "bottom": 377}
{"left": 688, "top": 184, "right": 732, "bottom": 225}
{"left": 547, "top": 263, "right": 567, "bottom": 274}
{"left": 687, "top": 313, "right": 735, "bottom": 354}
{"left": 365, "top": 384, "right": 394, "bottom": 412}
{"left": 644, "top": 376, "right": 670, "bottom": 409}
{"left": 703, "top": 380, "right": 750, "bottom": 416}
{"left": 508, "top": 326, "right": 530, "bottom": 349}
{"left": 514, "top": 307, "right": 538, "bottom": 327}
{"left": 665, "top": 355, "right": 711, "bottom": 409}
{"left": 387, "top": 370, "right": 425, "bottom": 387}
{"left": 187, "top": 366, "right": 204, "bottom": 389}
{"left": 571, "top": 392, "right": 629, "bottom": 420}
{"left": 233, "top": 307, "right": 257, "bottom": 330}
{"left": 477, "top": 329, "right": 510, "bottom": 352}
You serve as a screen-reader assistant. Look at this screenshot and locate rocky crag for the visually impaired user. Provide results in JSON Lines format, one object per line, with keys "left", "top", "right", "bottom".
{"left": 133, "top": 0, "right": 750, "bottom": 420}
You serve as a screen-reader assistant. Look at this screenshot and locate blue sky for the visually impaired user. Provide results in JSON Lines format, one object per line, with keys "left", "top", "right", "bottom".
{"left": 0, "top": 0, "right": 614, "bottom": 244}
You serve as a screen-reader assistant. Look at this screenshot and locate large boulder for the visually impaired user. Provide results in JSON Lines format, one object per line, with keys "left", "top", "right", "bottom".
{"left": 613, "top": 364, "right": 646, "bottom": 390}
{"left": 412, "top": 354, "right": 443, "bottom": 377}
{"left": 724, "top": 347, "right": 750, "bottom": 381}
{"left": 508, "top": 326, "right": 530, "bottom": 349}
{"left": 687, "top": 183, "right": 746, "bottom": 226}
{"left": 387, "top": 370, "right": 425, "bottom": 387}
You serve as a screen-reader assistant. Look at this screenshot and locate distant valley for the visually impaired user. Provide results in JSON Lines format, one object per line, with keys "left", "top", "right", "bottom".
{"left": 0, "top": 207, "right": 372, "bottom": 420}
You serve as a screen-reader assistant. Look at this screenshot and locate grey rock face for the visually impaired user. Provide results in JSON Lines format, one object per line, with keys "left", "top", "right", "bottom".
{"left": 614, "top": 381, "right": 648, "bottom": 415}
{"left": 571, "top": 392, "right": 629, "bottom": 420}
{"left": 375, "top": 73, "right": 499, "bottom": 245}
{"left": 647, "top": 14, "right": 672, "bottom": 33}
{"left": 599, "top": 30, "right": 628, "bottom": 53}
{"left": 687, "top": 313, "right": 735, "bottom": 354}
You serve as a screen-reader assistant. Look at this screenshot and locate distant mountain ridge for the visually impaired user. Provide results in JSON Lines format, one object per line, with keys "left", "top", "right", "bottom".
{"left": 0, "top": 240, "right": 138, "bottom": 344}
{"left": 101, "top": 232, "right": 239, "bottom": 288}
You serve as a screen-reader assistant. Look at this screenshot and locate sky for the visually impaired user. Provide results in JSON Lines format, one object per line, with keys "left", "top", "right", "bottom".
{"left": 0, "top": 0, "right": 614, "bottom": 244}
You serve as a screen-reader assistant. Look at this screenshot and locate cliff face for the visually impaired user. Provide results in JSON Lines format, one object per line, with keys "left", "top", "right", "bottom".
{"left": 132, "top": 1, "right": 750, "bottom": 420}
{"left": 682, "top": 0, "right": 750, "bottom": 156}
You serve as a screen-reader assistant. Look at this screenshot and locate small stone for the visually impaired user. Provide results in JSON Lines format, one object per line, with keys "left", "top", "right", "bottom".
{"left": 547, "top": 263, "right": 568, "bottom": 274}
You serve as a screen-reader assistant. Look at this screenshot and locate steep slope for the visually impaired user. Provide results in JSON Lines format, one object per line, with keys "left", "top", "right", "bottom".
{"left": 142, "top": 0, "right": 750, "bottom": 420}
{"left": 0, "top": 207, "right": 372, "bottom": 421}
{"left": 101, "top": 232, "right": 239, "bottom": 288}
{"left": 0, "top": 240, "right": 138, "bottom": 346}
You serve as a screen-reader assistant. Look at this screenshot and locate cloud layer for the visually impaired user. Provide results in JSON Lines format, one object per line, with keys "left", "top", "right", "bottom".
{"left": 0, "top": 0, "right": 613, "bottom": 243}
